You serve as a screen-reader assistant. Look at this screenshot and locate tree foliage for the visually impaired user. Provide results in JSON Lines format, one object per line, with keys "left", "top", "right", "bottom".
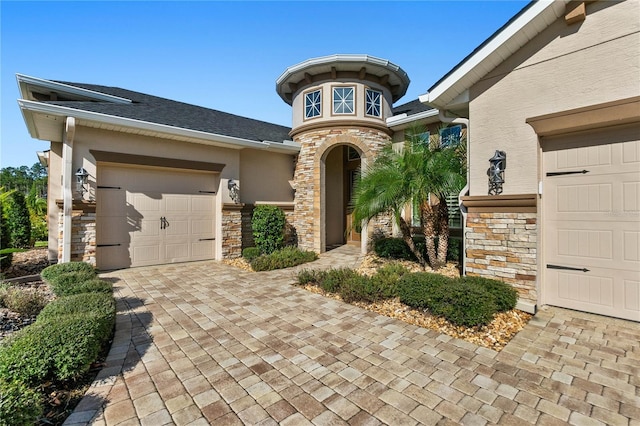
{"left": 352, "top": 125, "right": 466, "bottom": 269}
{"left": 4, "top": 192, "right": 31, "bottom": 249}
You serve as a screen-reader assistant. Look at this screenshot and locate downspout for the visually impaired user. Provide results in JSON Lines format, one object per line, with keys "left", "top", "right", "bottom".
{"left": 61, "top": 117, "right": 76, "bottom": 263}
{"left": 438, "top": 110, "right": 469, "bottom": 275}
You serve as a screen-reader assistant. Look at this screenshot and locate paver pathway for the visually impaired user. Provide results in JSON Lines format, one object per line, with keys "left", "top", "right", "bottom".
{"left": 64, "top": 246, "right": 640, "bottom": 425}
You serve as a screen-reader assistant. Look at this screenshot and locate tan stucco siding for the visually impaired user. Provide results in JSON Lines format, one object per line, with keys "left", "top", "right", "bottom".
{"left": 70, "top": 127, "right": 240, "bottom": 200}
{"left": 468, "top": 0, "right": 640, "bottom": 196}
{"left": 239, "top": 149, "right": 295, "bottom": 204}
{"left": 290, "top": 81, "right": 393, "bottom": 131}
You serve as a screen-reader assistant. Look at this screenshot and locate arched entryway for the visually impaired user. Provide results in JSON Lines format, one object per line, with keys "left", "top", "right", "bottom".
{"left": 323, "top": 144, "right": 361, "bottom": 250}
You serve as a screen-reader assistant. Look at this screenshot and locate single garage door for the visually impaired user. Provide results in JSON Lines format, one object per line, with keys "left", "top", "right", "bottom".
{"left": 543, "top": 124, "right": 640, "bottom": 322}
{"left": 96, "top": 165, "right": 218, "bottom": 270}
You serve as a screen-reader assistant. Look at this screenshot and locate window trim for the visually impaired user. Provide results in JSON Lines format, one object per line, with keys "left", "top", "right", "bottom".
{"left": 331, "top": 85, "right": 356, "bottom": 116}
{"left": 303, "top": 88, "right": 322, "bottom": 120}
{"left": 365, "top": 88, "right": 383, "bottom": 119}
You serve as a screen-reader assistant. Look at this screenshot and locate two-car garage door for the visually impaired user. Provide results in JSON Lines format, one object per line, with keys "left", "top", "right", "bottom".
{"left": 543, "top": 125, "right": 640, "bottom": 321}
{"left": 96, "top": 165, "right": 218, "bottom": 270}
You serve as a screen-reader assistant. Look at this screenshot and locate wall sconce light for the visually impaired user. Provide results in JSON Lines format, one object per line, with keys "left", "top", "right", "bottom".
{"left": 487, "top": 150, "right": 506, "bottom": 195}
{"left": 228, "top": 179, "right": 240, "bottom": 204}
{"left": 75, "top": 167, "right": 89, "bottom": 196}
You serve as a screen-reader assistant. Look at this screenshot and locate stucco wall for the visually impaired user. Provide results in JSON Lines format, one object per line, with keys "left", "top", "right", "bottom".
{"left": 69, "top": 127, "right": 241, "bottom": 202}
{"left": 290, "top": 81, "right": 393, "bottom": 131}
{"left": 468, "top": 0, "right": 640, "bottom": 196}
{"left": 239, "top": 149, "right": 295, "bottom": 204}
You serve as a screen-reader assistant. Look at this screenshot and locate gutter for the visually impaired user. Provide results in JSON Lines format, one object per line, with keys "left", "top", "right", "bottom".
{"left": 16, "top": 73, "right": 132, "bottom": 104}
{"left": 385, "top": 109, "right": 440, "bottom": 129}
{"left": 17, "top": 99, "right": 301, "bottom": 154}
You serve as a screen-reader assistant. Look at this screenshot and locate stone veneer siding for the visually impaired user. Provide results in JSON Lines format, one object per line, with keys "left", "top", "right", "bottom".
{"left": 222, "top": 204, "right": 243, "bottom": 259}
{"left": 292, "top": 127, "right": 392, "bottom": 253}
{"left": 465, "top": 212, "right": 537, "bottom": 305}
{"left": 57, "top": 208, "right": 96, "bottom": 266}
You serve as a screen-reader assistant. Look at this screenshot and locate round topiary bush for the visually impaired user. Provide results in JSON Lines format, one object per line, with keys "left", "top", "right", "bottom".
{"left": 252, "top": 205, "right": 286, "bottom": 255}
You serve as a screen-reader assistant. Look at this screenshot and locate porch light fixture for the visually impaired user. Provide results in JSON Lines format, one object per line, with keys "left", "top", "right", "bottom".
{"left": 75, "top": 167, "right": 89, "bottom": 196}
{"left": 228, "top": 179, "right": 240, "bottom": 204}
{"left": 487, "top": 150, "right": 506, "bottom": 195}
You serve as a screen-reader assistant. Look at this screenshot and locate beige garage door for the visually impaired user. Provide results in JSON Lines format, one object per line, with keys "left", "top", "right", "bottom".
{"left": 96, "top": 165, "right": 218, "bottom": 270}
{"left": 543, "top": 124, "right": 640, "bottom": 322}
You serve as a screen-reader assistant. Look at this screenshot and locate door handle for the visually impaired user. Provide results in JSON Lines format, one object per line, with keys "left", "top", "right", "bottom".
{"left": 160, "top": 217, "right": 170, "bottom": 230}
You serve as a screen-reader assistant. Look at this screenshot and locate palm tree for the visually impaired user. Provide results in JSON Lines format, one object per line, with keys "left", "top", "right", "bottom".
{"left": 352, "top": 127, "right": 465, "bottom": 270}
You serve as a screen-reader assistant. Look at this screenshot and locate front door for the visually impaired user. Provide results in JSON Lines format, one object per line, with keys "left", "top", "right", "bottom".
{"left": 345, "top": 148, "right": 361, "bottom": 243}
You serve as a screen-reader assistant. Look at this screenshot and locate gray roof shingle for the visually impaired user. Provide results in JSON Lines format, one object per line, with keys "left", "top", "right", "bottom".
{"left": 49, "top": 82, "right": 293, "bottom": 143}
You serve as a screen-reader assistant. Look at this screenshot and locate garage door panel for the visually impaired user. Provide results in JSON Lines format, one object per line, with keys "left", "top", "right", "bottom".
{"left": 97, "top": 165, "right": 218, "bottom": 269}
{"left": 192, "top": 241, "right": 215, "bottom": 258}
{"left": 543, "top": 124, "right": 640, "bottom": 321}
{"left": 165, "top": 219, "right": 189, "bottom": 236}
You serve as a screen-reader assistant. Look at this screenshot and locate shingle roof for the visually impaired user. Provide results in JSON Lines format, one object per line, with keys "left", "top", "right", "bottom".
{"left": 392, "top": 98, "right": 435, "bottom": 116}
{"left": 49, "top": 82, "right": 293, "bottom": 143}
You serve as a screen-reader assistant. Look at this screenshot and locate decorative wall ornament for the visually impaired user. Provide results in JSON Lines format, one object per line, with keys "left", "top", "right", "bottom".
{"left": 75, "top": 167, "right": 89, "bottom": 196}
{"left": 487, "top": 150, "right": 506, "bottom": 195}
{"left": 228, "top": 179, "right": 240, "bottom": 203}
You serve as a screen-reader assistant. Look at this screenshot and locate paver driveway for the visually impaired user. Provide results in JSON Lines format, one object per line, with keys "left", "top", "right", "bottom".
{"left": 65, "top": 246, "right": 639, "bottom": 425}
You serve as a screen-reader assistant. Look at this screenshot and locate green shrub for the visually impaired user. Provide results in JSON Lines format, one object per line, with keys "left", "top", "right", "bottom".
{"left": 1, "top": 288, "right": 46, "bottom": 316}
{"left": 40, "top": 261, "right": 95, "bottom": 283}
{"left": 374, "top": 237, "right": 415, "bottom": 261}
{"left": 46, "top": 271, "right": 97, "bottom": 296}
{"left": 428, "top": 281, "right": 497, "bottom": 327}
{"left": 252, "top": 205, "right": 286, "bottom": 255}
{"left": 460, "top": 276, "right": 517, "bottom": 312}
{"left": 0, "top": 378, "right": 42, "bottom": 426}
{"left": 338, "top": 274, "right": 376, "bottom": 303}
{"left": 250, "top": 246, "right": 317, "bottom": 272}
{"left": 397, "top": 272, "right": 455, "bottom": 310}
{"left": 369, "top": 263, "right": 409, "bottom": 300}
{"left": 5, "top": 192, "right": 31, "bottom": 249}
{"left": 0, "top": 313, "right": 113, "bottom": 385}
{"left": 0, "top": 199, "right": 11, "bottom": 271}
{"left": 242, "top": 247, "right": 261, "bottom": 261}
{"left": 38, "top": 293, "right": 115, "bottom": 335}
{"left": 317, "top": 268, "right": 359, "bottom": 293}
{"left": 296, "top": 269, "right": 325, "bottom": 286}
{"left": 52, "top": 278, "right": 112, "bottom": 297}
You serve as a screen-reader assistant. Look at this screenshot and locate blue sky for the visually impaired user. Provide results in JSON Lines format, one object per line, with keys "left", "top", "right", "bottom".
{"left": 1, "top": 0, "right": 529, "bottom": 168}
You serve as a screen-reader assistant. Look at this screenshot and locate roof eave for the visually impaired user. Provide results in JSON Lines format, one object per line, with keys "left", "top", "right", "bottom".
{"left": 16, "top": 73, "right": 133, "bottom": 104}
{"left": 424, "top": 0, "right": 566, "bottom": 110}
{"left": 17, "top": 100, "right": 300, "bottom": 154}
{"left": 386, "top": 109, "right": 440, "bottom": 130}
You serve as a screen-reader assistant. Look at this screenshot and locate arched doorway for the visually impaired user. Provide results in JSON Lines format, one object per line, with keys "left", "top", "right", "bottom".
{"left": 324, "top": 144, "right": 361, "bottom": 250}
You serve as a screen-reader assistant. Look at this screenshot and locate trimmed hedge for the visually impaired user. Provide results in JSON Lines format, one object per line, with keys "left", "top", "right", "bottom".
{"left": 0, "top": 378, "right": 42, "bottom": 426}
{"left": 38, "top": 293, "right": 116, "bottom": 337}
{"left": 40, "top": 261, "right": 95, "bottom": 282}
{"left": 250, "top": 246, "right": 317, "bottom": 271}
{"left": 0, "top": 312, "right": 113, "bottom": 385}
{"left": 53, "top": 278, "right": 112, "bottom": 297}
{"left": 47, "top": 271, "right": 98, "bottom": 296}
{"left": 397, "top": 272, "right": 455, "bottom": 310}
{"left": 242, "top": 247, "right": 261, "bottom": 261}
{"left": 460, "top": 275, "right": 517, "bottom": 312}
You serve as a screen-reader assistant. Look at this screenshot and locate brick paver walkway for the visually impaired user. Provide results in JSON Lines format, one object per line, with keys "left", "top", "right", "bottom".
{"left": 64, "top": 246, "right": 639, "bottom": 425}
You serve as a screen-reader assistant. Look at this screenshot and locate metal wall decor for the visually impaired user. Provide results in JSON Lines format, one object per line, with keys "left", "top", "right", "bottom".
{"left": 228, "top": 179, "right": 240, "bottom": 203}
{"left": 487, "top": 150, "right": 506, "bottom": 195}
{"left": 75, "top": 167, "right": 89, "bottom": 196}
